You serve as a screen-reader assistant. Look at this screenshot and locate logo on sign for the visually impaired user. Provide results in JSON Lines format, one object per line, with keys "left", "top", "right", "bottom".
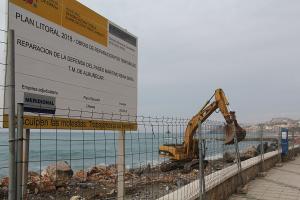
{"left": 24, "top": 93, "right": 56, "bottom": 114}
{"left": 23, "top": 0, "right": 38, "bottom": 7}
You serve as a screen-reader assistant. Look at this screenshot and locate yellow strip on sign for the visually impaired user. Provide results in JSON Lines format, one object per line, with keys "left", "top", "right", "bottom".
{"left": 62, "top": 0, "right": 108, "bottom": 46}
{"left": 10, "top": 0, "right": 108, "bottom": 46}
{"left": 3, "top": 115, "right": 137, "bottom": 131}
{"left": 10, "top": 0, "right": 62, "bottom": 25}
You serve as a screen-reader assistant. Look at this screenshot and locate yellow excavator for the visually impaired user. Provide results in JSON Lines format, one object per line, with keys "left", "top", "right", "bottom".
{"left": 159, "top": 88, "right": 246, "bottom": 171}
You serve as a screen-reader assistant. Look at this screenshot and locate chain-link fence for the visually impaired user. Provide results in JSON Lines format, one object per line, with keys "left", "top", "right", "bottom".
{"left": 0, "top": 24, "right": 9, "bottom": 199}
{"left": 0, "top": 106, "right": 295, "bottom": 200}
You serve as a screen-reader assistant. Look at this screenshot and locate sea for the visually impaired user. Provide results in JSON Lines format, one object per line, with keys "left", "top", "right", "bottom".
{"left": 0, "top": 129, "right": 266, "bottom": 178}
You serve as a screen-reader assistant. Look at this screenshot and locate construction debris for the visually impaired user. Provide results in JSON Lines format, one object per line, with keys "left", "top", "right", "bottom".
{"left": 0, "top": 143, "right": 268, "bottom": 200}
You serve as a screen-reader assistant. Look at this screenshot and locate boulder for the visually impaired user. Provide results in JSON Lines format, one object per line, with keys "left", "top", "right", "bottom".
{"left": 0, "top": 186, "right": 8, "bottom": 195}
{"left": 242, "top": 146, "right": 258, "bottom": 159}
{"left": 86, "top": 166, "right": 105, "bottom": 182}
{"left": 256, "top": 142, "right": 268, "bottom": 154}
{"left": 0, "top": 177, "right": 9, "bottom": 187}
{"left": 77, "top": 182, "right": 95, "bottom": 189}
{"left": 73, "top": 170, "right": 87, "bottom": 182}
{"left": 87, "top": 165, "right": 109, "bottom": 175}
{"left": 224, "top": 146, "right": 258, "bottom": 163}
{"left": 86, "top": 165, "right": 117, "bottom": 182}
{"left": 224, "top": 152, "right": 235, "bottom": 163}
{"left": 175, "top": 178, "right": 189, "bottom": 187}
{"left": 38, "top": 176, "right": 56, "bottom": 193}
{"left": 107, "top": 189, "right": 116, "bottom": 195}
{"left": 57, "top": 186, "right": 65, "bottom": 192}
{"left": 27, "top": 171, "right": 41, "bottom": 192}
{"left": 211, "top": 160, "right": 223, "bottom": 170}
{"left": 268, "top": 142, "right": 278, "bottom": 152}
{"left": 42, "top": 161, "right": 73, "bottom": 187}
{"left": 29, "top": 175, "right": 56, "bottom": 194}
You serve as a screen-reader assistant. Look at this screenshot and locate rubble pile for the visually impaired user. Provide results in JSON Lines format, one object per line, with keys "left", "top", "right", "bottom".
{"left": 0, "top": 163, "right": 201, "bottom": 199}
{"left": 223, "top": 142, "right": 278, "bottom": 163}
{"left": 0, "top": 143, "right": 272, "bottom": 200}
{"left": 0, "top": 176, "right": 8, "bottom": 199}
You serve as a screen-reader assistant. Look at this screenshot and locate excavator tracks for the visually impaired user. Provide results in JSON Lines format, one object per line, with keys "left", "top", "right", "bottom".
{"left": 160, "top": 159, "right": 208, "bottom": 173}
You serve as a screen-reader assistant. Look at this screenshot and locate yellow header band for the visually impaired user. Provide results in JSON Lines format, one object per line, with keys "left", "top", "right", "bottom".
{"left": 10, "top": 0, "right": 108, "bottom": 46}
{"left": 3, "top": 115, "right": 137, "bottom": 131}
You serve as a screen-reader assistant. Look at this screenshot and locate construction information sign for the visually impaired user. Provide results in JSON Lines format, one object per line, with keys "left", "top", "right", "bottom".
{"left": 1, "top": 0, "right": 138, "bottom": 130}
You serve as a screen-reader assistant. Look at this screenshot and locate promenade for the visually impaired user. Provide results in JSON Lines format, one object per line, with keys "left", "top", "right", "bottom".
{"left": 229, "top": 155, "right": 300, "bottom": 200}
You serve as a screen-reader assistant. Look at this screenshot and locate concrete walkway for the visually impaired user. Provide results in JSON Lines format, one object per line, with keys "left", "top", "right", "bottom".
{"left": 229, "top": 155, "right": 300, "bottom": 200}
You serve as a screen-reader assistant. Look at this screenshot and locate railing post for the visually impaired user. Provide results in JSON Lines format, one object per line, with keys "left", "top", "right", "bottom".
{"left": 258, "top": 124, "right": 266, "bottom": 177}
{"left": 117, "top": 130, "right": 125, "bottom": 200}
{"left": 7, "top": 29, "right": 17, "bottom": 200}
{"left": 276, "top": 127, "right": 282, "bottom": 166}
{"left": 291, "top": 130, "right": 295, "bottom": 160}
{"left": 260, "top": 124, "right": 265, "bottom": 172}
{"left": 22, "top": 129, "right": 30, "bottom": 199}
{"left": 198, "top": 122, "right": 205, "bottom": 200}
{"left": 233, "top": 123, "right": 243, "bottom": 187}
{"left": 16, "top": 104, "right": 24, "bottom": 200}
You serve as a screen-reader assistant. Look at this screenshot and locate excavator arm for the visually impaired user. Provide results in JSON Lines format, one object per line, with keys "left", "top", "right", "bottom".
{"left": 183, "top": 88, "right": 245, "bottom": 157}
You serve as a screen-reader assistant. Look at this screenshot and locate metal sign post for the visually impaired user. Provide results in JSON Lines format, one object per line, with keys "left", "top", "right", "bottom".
{"left": 16, "top": 104, "right": 24, "bottom": 200}
{"left": 117, "top": 130, "right": 126, "bottom": 200}
{"left": 7, "top": 29, "right": 17, "bottom": 200}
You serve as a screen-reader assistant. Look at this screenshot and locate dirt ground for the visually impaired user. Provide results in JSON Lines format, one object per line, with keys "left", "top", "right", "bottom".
{"left": 0, "top": 159, "right": 232, "bottom": 200}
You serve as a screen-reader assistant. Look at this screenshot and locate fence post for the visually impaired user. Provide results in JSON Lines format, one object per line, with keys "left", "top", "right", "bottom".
{"left": 198, "top": 122, "right": 205, "bottom": 200}
{"left": 22, "top": 129, "right": 30, "bottom": 199}
{"left": 233, "top": 123, "right": 244, "bottom": 189}
{"left": 7, "top": 29, "right": 16, "bottom": 200}
{"left": 260, "top": 125, "right": 264, "bottom": 171}
{"left": 291, "top": 130, "right": 295, "bottom": 160}
{"left": 117, "top": 130, "right": 125, "bottom": 200}
{"left": 16, "top": 104, "right": 24, "bottom": 200}
{"left": 276, "top": 127, "right": 282, "bottom": 167}
{"left": 258, "top": 124, "right": 266, "bottom": 177}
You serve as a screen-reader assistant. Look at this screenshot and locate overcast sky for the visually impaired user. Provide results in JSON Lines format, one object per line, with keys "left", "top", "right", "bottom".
{"left": 1, "top": 1, "right": 300, "bottom": 123}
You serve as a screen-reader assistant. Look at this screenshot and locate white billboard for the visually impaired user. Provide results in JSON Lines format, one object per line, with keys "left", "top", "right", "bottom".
{"left": 1, "top": 0, "right": 138, "bottom": 130}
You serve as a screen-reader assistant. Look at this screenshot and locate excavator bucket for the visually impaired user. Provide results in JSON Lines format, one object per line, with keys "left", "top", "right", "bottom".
{"left": 224, "top": 122, "right": 246, "bottom": 145}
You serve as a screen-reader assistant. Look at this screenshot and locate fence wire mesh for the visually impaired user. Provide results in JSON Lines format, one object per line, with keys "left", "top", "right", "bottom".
{"left": 0, "top": 26, "right": 8, "bottom": 197}
{"left": 0, "top": 107, "right": 293, "bottom": 200}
